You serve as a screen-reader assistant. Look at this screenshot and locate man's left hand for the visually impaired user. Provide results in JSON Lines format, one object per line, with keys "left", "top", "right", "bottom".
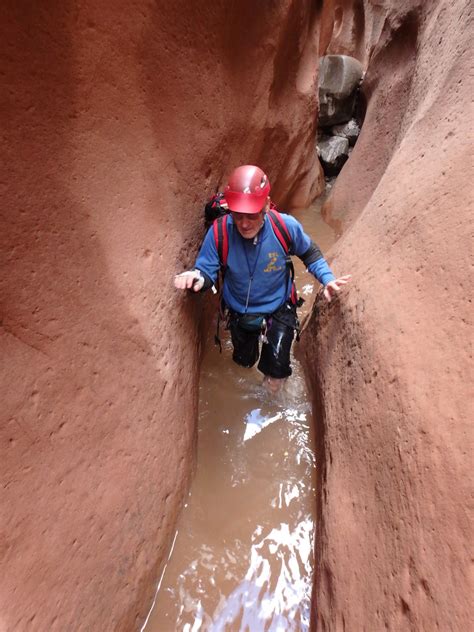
{"left": 323, "top": 275, "right": 351, "bottom": 302}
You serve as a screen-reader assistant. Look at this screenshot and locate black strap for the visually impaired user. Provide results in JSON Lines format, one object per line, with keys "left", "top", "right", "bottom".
{"left": 216, "top": 216, "right": 225, "bottom": 264}
{"left": 214, "top": 311, "right": 222, "bottom": 353}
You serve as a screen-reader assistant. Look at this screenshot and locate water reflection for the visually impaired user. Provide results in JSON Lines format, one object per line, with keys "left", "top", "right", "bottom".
{"left": 243, "top": 409, "right": 283, "bottom": 442}
{"left": 209, "top": 518, "right": 314, "bottom": 631}
{"left": 145, "top": 344, "right": 316, "bottom": 631}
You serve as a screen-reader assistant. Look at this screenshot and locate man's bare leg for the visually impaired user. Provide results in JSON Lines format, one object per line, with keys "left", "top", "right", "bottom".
{"left": 263, "top": 376, "right": 286, "bottom": 394}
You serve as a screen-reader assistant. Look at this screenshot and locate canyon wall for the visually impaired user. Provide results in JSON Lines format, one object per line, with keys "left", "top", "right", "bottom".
{"left": 0, "top": 2, "right": 323, "bottom": 630}
{"left": 304, "top": 1, "right": 472, "bottom": 630}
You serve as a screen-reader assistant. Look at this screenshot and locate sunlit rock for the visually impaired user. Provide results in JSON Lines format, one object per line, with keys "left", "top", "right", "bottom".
{"left": 317, "top": 136, "right": 349, "bottom": 176}
{"left": 331, "top": 118, "right": 360, "bottom": 146}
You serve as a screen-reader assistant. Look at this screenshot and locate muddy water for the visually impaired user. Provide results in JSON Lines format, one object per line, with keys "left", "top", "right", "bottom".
{"left": 143, "top": 202, "right": 336, "bottom": 632}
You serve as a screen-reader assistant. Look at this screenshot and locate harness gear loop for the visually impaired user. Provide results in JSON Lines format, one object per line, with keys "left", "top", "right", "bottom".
{"left": 214, "top": 297, "right": 228, "bottom": 353}
{"left": 260, "top": 317, "right": 268, "bottom": 344}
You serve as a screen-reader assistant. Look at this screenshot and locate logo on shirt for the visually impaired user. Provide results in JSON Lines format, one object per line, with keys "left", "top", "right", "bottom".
{"left": 264, "top": 252, "right": 284, "bottom": 273}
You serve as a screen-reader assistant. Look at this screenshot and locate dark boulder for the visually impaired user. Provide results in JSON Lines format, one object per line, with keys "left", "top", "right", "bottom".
{"left": 319, "top": 55, "right": 364, "bottom": 126}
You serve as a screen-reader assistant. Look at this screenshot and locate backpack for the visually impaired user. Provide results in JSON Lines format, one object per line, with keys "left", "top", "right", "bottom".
{"left": 204, "top": 192, "right": 228, "bottom": 229}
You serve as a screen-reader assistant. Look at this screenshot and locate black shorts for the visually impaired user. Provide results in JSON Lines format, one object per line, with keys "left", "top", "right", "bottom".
{"left": 228, "top": 303, "right": 297, "bottom": 379}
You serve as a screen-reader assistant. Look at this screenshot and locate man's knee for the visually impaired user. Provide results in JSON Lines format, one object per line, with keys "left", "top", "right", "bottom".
{"left": 258, "top": 319, "right": 294, "bottom": 378}
{"left": 232, "top": 350, "right": 259, "bottom": 368}
{"left": 229, "top": 320, "right": 260, "bottom": 368}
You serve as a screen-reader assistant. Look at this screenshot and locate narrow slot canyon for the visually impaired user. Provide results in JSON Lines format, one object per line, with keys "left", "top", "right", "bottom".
{"left": 142, "top": 203, "right": 336, "bottom": 631}
{"left": 1, "top": 2, "right": 471, "bottom": 632}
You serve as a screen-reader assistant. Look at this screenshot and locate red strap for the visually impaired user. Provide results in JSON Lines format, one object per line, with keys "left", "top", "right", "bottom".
{"left": 213, "top": 219, "right": 219, "bottom": 252}
{"left": 267, "top": 209, "right": 291, "bottom": 253}
{"left": 213, "top": 214, "right": 229, "bottom": 268}
{"left": 290, "top": 282, "right": 297, "bottom": 305}
{"left": 221, "top": 214, "right": 229, "bottom": 266}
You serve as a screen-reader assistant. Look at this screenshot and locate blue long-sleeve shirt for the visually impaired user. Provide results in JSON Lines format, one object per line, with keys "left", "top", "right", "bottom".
{"left": 195, "top": 213, "right": 335, "bottom": 314}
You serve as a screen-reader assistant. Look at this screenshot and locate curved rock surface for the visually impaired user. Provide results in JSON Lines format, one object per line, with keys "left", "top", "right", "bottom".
{"left": 304, "top": 1, "right": 472, "bottom": 630}
{"left": 0, "top": 2, "right": 323, "bottom": 630}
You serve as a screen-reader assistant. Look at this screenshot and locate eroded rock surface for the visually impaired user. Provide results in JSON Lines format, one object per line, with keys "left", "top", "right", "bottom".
{"left": 0, "top": 2, "right": 323, "bottom": 630}
{"left": 304, "top": 1, "right": 472, "bottom": 630}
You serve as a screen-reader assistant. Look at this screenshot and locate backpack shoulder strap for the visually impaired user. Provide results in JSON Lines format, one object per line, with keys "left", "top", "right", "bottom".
{"left": 268, "top": 208, "right": 300, "bottom": 307}
{"left": 212, "top": 214, "right": 229, "bottom": 268}
{"left": 267, "top": 208, "right": 292, "bottom": 254}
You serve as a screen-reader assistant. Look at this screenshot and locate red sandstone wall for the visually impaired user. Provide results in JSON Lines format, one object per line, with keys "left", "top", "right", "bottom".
{"left": 304, "top": 1, "right": 472, "bottom": 630}
{"left": 0, "top": 2, "right": 322, "bottom": 630}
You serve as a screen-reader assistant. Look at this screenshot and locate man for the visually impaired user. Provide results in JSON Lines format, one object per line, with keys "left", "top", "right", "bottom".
{"left": 174, "top": 165, "right": 350, "bottom": 392}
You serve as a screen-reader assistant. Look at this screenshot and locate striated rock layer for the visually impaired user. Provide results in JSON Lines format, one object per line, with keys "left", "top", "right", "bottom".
{"left": 0, "top": 2, "right": 323, "bottom": 630}
{"left": 304, "top": 1, "right": 472, "bottom": 630}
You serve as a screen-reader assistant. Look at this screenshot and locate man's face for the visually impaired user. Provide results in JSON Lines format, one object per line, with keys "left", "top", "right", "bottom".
{"left": 231, "top": 202, "right": 268, "bottom": 239}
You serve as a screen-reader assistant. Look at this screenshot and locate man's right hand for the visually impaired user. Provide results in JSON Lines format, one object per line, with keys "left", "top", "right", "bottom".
{"left": 174, "top": 270, "right": 204, "bottom": 292}
{"left": 323, "top": 275, "right": 351, "bottom": 302}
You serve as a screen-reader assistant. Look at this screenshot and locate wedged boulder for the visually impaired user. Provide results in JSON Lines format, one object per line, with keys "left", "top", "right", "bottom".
{"left": 331, "top": 118, "right": 360, "bottom": 146}
{"left": 317, "top": 136, "right": 349, "bottom": 176}
{"left": 318, "top": 54, "right": 363, "bottom": 126}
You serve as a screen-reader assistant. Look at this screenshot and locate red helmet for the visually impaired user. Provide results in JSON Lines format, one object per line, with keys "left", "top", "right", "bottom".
{"left": 224, "top": 165, "right": 271, "bottom": 214}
